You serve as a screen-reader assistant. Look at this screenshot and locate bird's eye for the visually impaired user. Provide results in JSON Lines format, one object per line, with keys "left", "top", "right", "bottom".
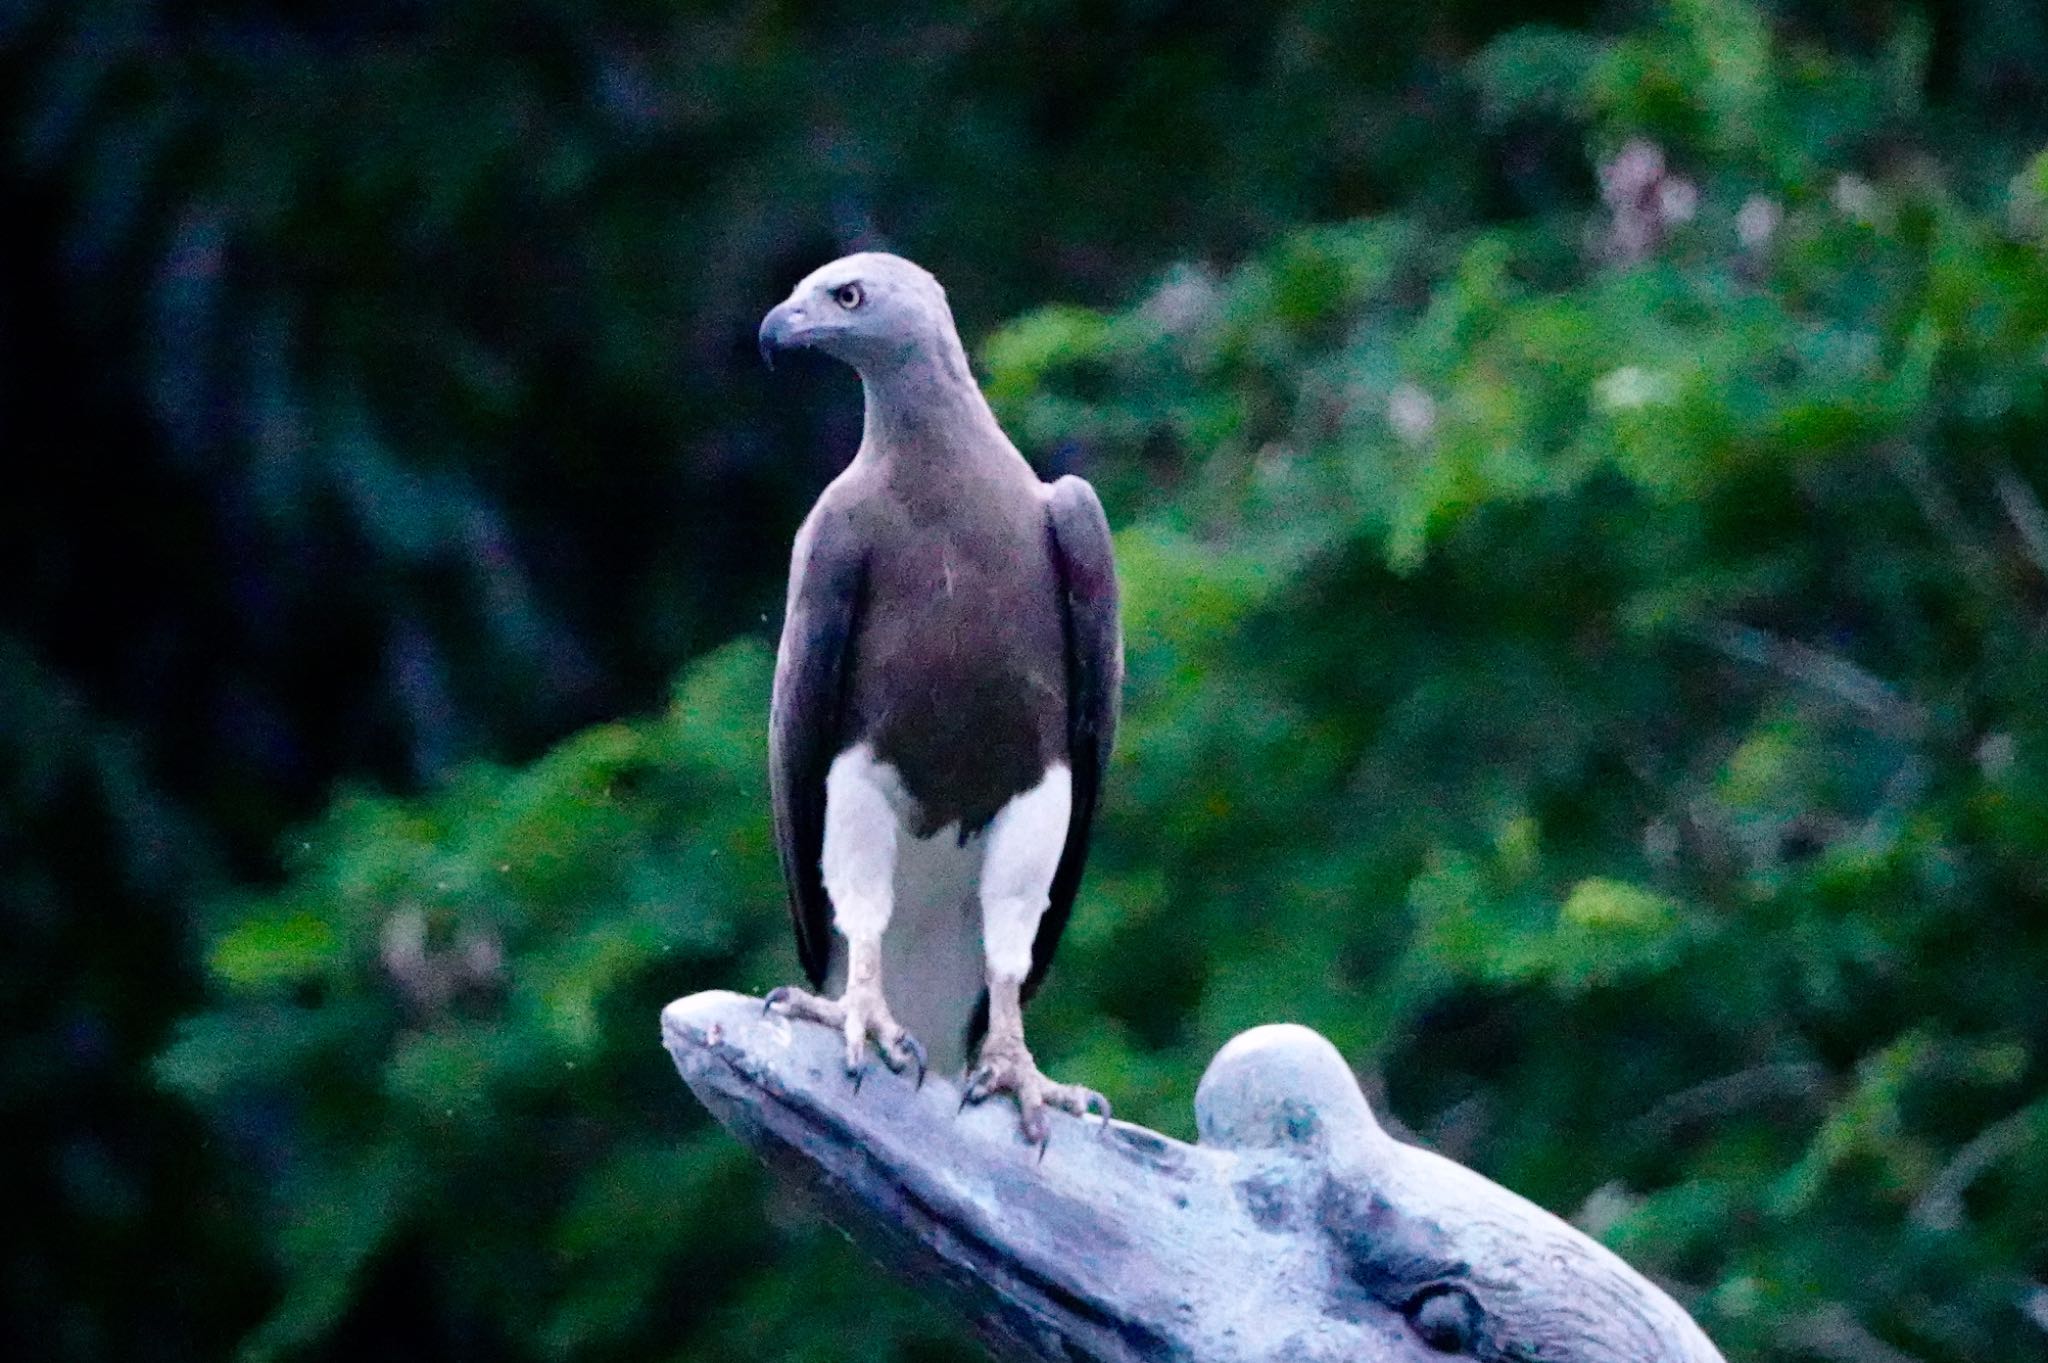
{"left": 1404, "top": 1284, "right": 1483, "bottom": 1354}
{"left": 833, "top": 282, "right": 865, "bottom": 310}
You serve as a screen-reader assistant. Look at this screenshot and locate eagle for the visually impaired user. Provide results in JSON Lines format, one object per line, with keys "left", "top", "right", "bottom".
{"left": 756, "top": 252, "right": 1121, "bottom": 1144}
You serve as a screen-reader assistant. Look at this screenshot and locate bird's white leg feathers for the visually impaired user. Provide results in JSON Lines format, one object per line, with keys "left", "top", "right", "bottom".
{"left": 768, "top": 746, "right": 927, "bottom": 1084}
{"left": 978, "top": 763, "right": 1070, "bottom": 983}
{"left": 965, "top": 764, "right": 1109, "bottom": 1147}
{"left": 822, "top": 744, "right": 900, "bottom": 944}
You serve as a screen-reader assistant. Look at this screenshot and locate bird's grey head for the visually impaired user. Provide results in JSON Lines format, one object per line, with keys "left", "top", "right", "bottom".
{"left": 758, "top": 252, "right": 964, "bottom": 378}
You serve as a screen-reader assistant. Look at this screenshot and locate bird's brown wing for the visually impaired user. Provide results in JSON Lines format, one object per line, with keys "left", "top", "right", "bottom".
{"left": 1027, "top": 475, "right": 1123, "bottom": 1002}
{"left": 770, "top": 503, "right": 866, "bottom": 987}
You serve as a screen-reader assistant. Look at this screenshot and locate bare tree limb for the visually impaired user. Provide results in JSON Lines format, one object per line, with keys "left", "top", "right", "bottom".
{"left": 662, "top": 990, "right": 1728, "bottom": 1363}
{"left": 1911, "top": 1100, "right": 2047, "bottom": 1232}
{"left": 1787, "top": 1303, "right": 1928, "bottom": 1363}
{"left": 1887, "top": 442, "right": 2001, "bottom": 596}
{"left": 2020, "top": 1283, "right": 2048, "bottom": 1338}
{"left": 1992, "top": 459, "right": 2048, "bottom": 584}
{"left": 1695, "top": 620, "right": 1927, "bottom": 739}
{"left": 1626, "top": 1060, "right": 1830, "bottom": 1145}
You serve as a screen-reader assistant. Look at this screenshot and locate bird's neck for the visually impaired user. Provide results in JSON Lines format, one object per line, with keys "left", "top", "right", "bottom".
{"left": 857, "top": 336, "right": 1009, "bottom": 464}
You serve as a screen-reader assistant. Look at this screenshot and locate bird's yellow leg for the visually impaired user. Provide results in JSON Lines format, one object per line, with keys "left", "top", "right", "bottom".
{"left": 767, "top": 935, "right": 926, "bottom": 1088}
{"left": 962, "top": 976, "right": 1110, "bottom": 1149}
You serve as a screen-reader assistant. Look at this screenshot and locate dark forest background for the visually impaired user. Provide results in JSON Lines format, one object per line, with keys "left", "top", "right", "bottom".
{"left": 6, "top": 1, "right": 2048, "bottom": 1360}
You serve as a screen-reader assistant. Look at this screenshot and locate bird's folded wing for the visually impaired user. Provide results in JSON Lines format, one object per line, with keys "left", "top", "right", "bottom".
{"left": 1032, "top": 475, "right": 1123, "bottom": 1002}
{"left": 770, "top": 505, "right": 866, "bottom": 986}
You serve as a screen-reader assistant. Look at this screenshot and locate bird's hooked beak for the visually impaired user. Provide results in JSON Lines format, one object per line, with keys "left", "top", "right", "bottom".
{"left": 757, "top": 301, "right": 809, "bottom": 371}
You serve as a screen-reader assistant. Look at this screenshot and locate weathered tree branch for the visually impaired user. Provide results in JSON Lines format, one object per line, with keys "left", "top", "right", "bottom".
{"left": 662, "top": 991, "right": 1727, "bottom": 1363}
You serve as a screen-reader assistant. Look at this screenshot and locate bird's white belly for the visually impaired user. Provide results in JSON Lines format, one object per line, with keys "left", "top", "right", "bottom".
{"left": 878, "top": 822, "right": 987, "bottom": 1074}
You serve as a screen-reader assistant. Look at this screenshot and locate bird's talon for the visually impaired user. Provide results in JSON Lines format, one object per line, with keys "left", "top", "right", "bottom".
{"left": 897, "top": 1034, "right": 929, "bottom": 1090}
{"left": 1022, "top": 1105, "right": 1051, "bottom": 1155}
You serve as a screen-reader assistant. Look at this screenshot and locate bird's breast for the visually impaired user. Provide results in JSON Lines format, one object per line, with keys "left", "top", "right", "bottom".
{"left": 846, "top": 529, "right": 1066, "bottom": 838}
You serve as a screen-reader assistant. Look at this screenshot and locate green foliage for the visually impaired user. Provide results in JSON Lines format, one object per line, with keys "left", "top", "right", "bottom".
{"left": 159, "top": 646, "right": 784, "bottom": 1360}
{"left": 36, "top": 0, "right": 2048, "bottom": 1360}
